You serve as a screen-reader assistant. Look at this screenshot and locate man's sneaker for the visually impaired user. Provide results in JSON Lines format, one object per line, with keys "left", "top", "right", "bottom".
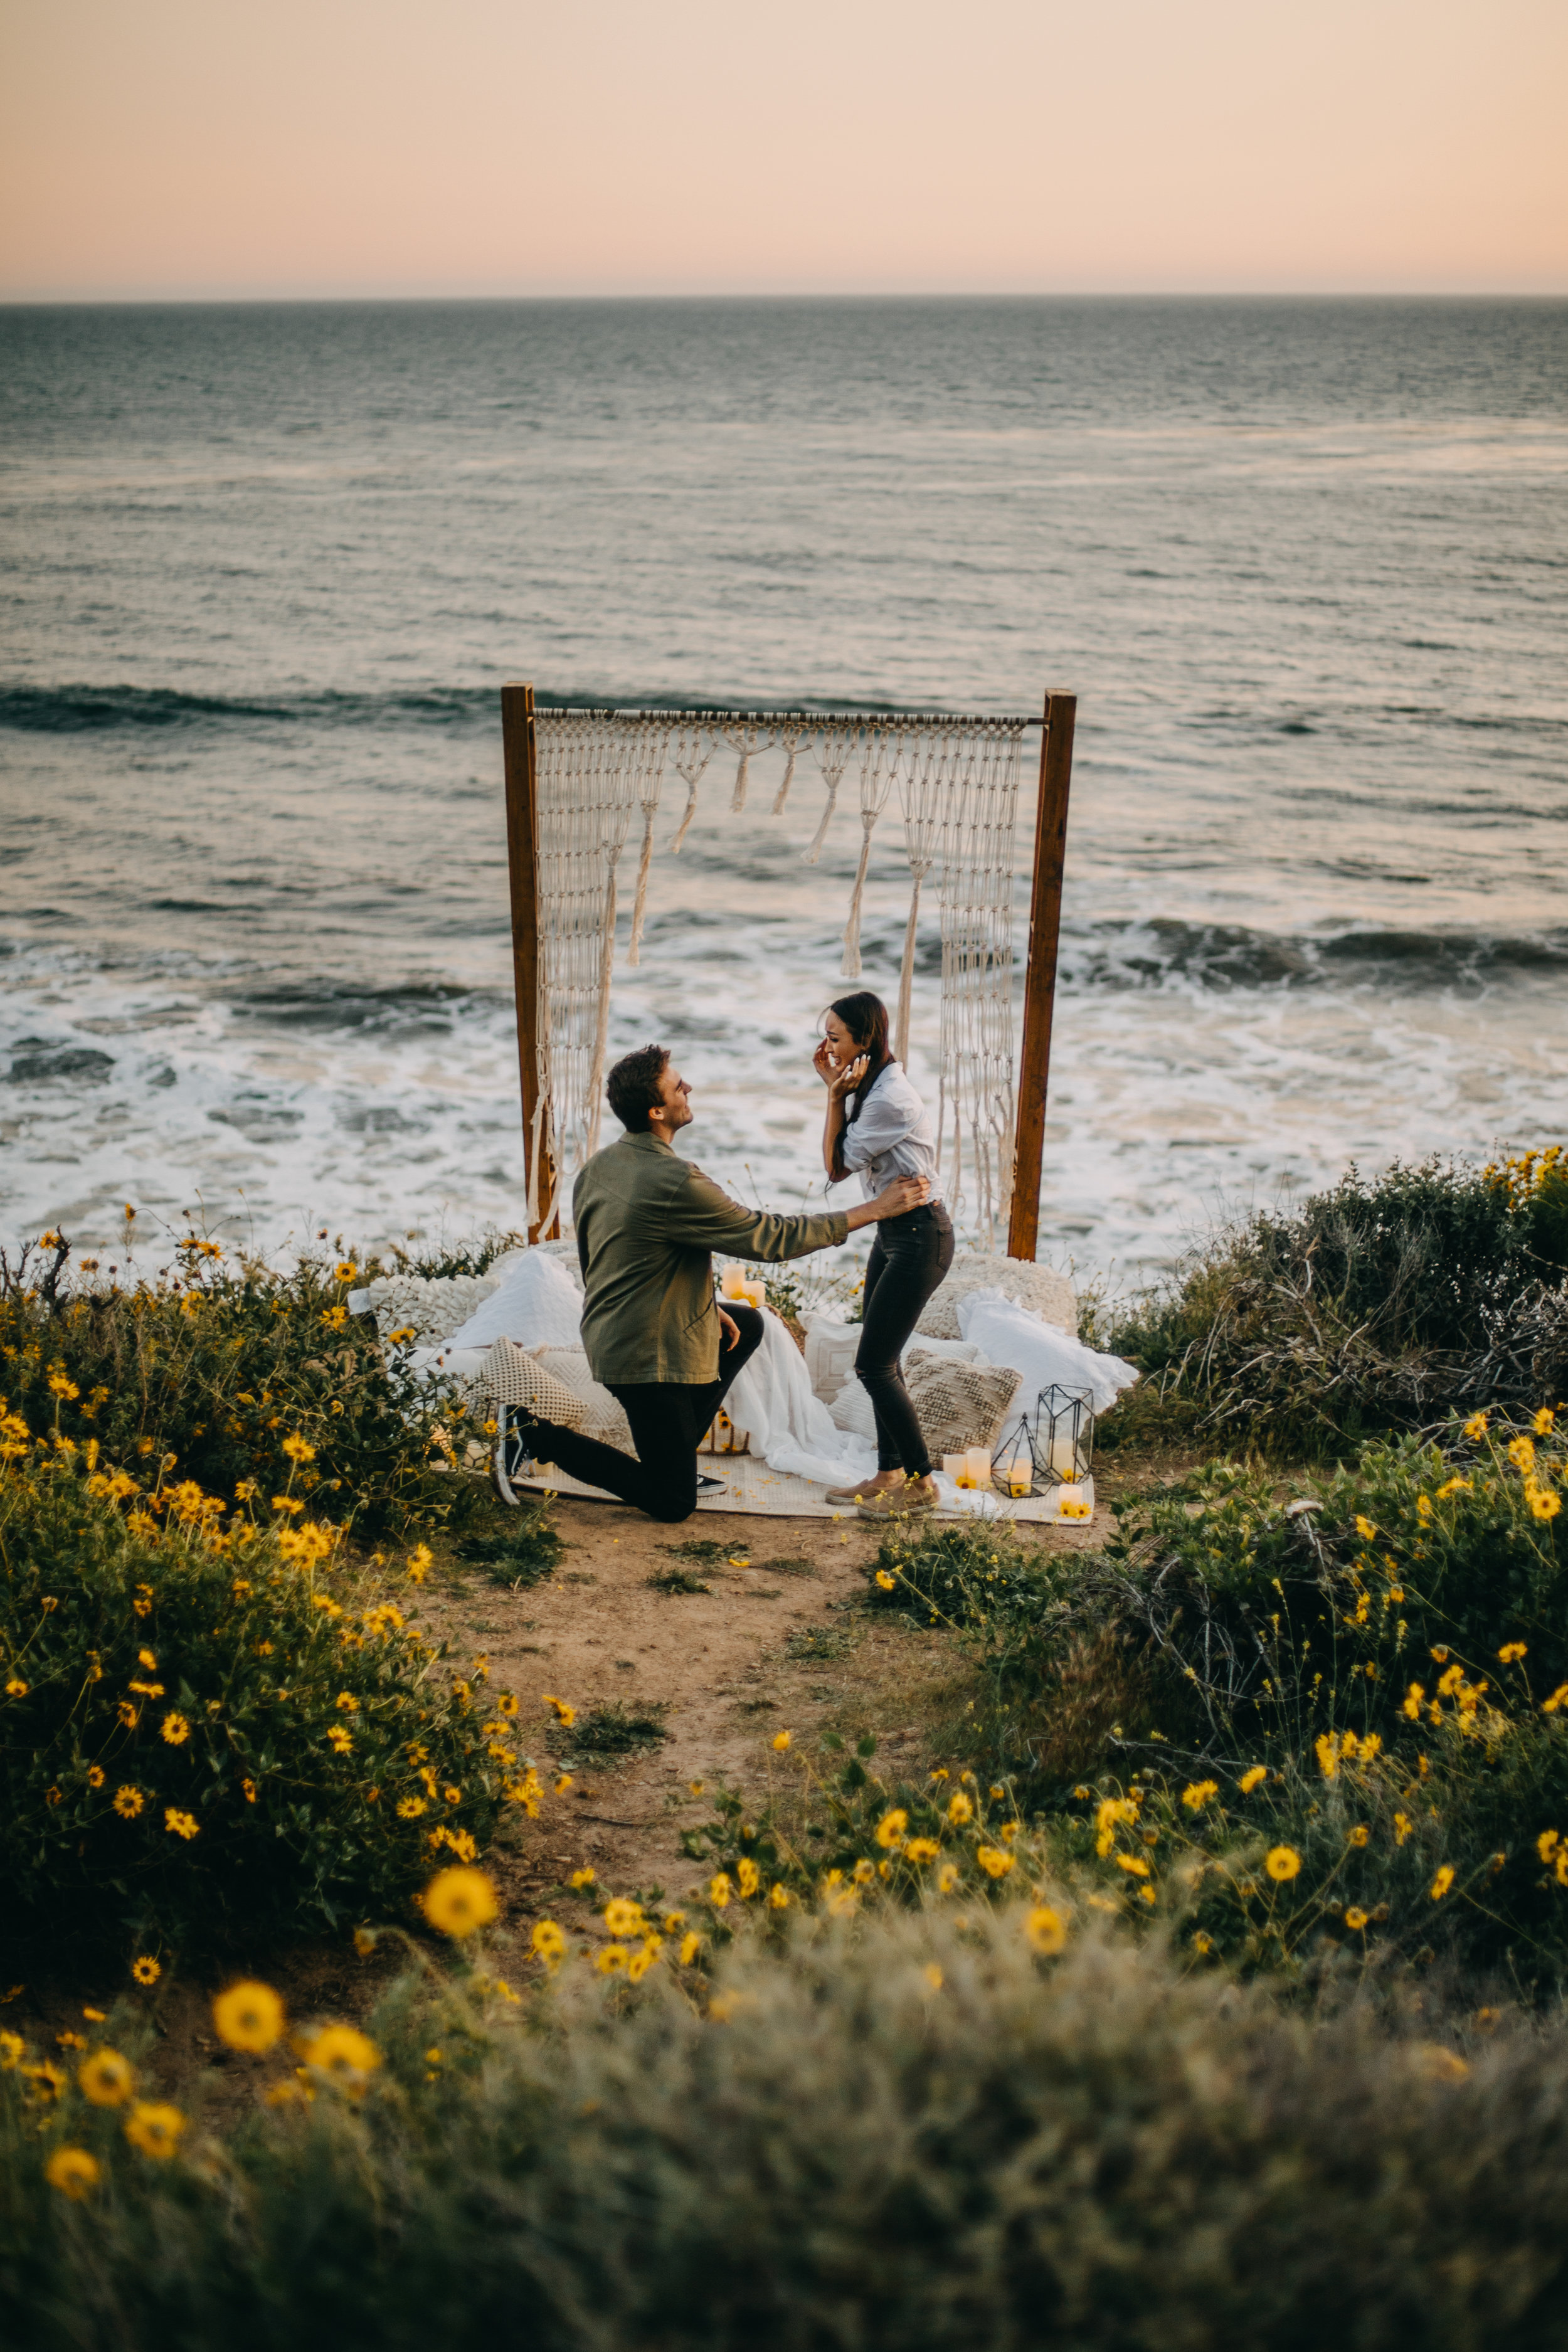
{"left": 696, "top": 1472, "right": 727, "bottom": 1495}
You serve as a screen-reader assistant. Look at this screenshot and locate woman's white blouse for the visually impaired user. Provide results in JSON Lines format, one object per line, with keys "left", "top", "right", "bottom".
{"left": 839, "top": 1062, "right": 943, "bottom": 1204}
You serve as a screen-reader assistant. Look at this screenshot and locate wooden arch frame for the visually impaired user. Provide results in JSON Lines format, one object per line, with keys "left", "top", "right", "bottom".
{"left": 501, "top": 686, "right": 1076, "bottom": 1261}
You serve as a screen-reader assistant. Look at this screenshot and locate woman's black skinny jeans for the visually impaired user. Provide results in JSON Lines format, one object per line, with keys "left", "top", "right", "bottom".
{"left": 856, "top": 1203, "right": 955, "bottom": 1477}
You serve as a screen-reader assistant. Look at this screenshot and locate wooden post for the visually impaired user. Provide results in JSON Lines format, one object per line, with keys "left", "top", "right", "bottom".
{"left": 1007, "top": 689, "right": 1076, "bottom": 1262}
{"left": 501, "top": 682, "right": 558, "bottom": 1240}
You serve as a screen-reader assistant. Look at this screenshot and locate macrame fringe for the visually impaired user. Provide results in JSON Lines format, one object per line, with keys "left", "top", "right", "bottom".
{"left": 526, "top": 712, "right": 1025, "bottom": 1248}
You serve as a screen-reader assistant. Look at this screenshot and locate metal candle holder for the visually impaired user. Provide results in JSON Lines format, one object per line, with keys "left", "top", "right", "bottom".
{"left": 1023, "top": 1384, "right": 1095, "bottom": 1488}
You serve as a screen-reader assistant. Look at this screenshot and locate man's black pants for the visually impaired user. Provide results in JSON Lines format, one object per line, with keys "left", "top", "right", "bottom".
{"left": 518, "top": 1305, "right": 765, "bottom": 1523}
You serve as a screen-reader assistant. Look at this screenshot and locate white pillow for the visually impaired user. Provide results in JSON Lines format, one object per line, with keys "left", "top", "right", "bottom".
{"left": 805, "top": 1316, "right": 861, "bottom": 1407}
{"left": 827, "top": 1377, "right": 878, "bottom": 1442}
{"left": 957, "top": 1290, "right": 1138, "bottom": 1417}
{"left": 445, "top": 1249, "right": 583, "bottom": 1352}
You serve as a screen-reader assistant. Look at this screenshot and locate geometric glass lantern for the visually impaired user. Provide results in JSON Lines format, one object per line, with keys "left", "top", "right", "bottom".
{"left": 1023, "top": 1384, "right": 1095, "bottom": 1488}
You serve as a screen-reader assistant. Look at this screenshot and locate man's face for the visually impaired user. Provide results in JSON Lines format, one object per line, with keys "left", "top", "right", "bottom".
{"left": 652, "top": 1060, "right": 694, "bottom": 1132}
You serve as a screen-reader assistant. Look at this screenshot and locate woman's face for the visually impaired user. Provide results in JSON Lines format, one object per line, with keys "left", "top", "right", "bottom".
{"left": 823, "top": 1010, "right": 862, "bottom": 1066}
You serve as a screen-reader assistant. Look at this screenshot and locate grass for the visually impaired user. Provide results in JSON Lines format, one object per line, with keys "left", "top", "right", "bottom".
{"left": 8, "top": 1895, "right": 1568, "bottom": 2351}
{"left": 646, "top": 1566, "right": 712, "bottom": 1594}
{"left": 455, "top": 1499, "right": 564, "bottom": 1588}
{"left": 554, "top": 1702, "right": 671, "bottom": 1771}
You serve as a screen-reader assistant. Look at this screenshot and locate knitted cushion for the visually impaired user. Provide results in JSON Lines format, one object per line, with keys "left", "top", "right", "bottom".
{"left": 827, "top": 1377, "right": 878, "bottom": 1441}
{"left": 535, "top": 1347, "right": 637, "bottom": 1455}
{"left": 906, "top": 1359, "right": 1021, "bottom": 1456}
{"left": 484, "top": 1338, "right": 586, "bottom": 1428}
{"left": 914, "top": 1253, "right": 1076, "bottom": 1342}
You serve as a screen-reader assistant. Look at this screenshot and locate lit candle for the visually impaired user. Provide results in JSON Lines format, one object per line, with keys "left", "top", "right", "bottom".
{"left": 942, "top": 1451, "right": 971, "bottom": 1486}
{"left": 1048, "top": 1435, "right": 1082, "bottom": 1478}
{"left": 1056, "top": 1482, "right": 1092, "bottom": 1520}
{"left": 965, "top": 1447, "right": 992, "bottom": 1490}
{"left": 721, "top": 1266, "right": 746, "bottom": 1299}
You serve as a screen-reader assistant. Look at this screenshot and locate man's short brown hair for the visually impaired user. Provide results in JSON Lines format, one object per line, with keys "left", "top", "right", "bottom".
{"left": 606, "top": 1044, "right": 670, "bottom": 1133}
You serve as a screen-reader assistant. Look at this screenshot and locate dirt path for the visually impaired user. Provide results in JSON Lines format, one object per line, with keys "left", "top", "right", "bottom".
{"left": 423, "top": 1493, "right": 1105, "bottom": 1927}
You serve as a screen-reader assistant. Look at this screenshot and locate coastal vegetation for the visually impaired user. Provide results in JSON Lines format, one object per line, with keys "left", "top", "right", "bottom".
{"left": 2, "top": 1148, "right": 1566, "bottom": 2345}
{"left": 1096, "top": 1148, "right": 1568, "bottom": 1455}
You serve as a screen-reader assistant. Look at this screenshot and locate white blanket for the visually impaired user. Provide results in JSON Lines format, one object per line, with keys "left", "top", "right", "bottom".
{"left": 958, "top": 1289, "right": 1139, "bottom": 1414}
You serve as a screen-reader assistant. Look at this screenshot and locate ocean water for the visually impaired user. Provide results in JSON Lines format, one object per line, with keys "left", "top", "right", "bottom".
{"left": 1, "top": 298, "right": 1565, "bottom": 1283}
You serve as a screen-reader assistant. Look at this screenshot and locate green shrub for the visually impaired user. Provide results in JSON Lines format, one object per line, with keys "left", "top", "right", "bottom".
{"left": 7, "top": 1903, "right": 1568, "bottom": 2349}
{"left": 1099, "top": 1150, "right": 1568, "bottom": 1453}
{"left": 1, "top": 1231, "right": 479, "bottom": 1540}
{"left": 0, "top": 1437, "right": 526, "bottom": 1949}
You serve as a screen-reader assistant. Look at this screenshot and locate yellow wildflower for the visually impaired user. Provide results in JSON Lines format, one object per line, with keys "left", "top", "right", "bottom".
{"left": 603, "top": 1897, "right": 645, "bottom": 1939}
{"left": 160, "top": 1711, "right": 190, "bottom": 1746}
{"left": 976, "top": 1845, "right": 1015, "bottom": 1879}
{"left": 874, "top": 1570, "right": 896, "bottom": 1590}
{"left": 1430, "top": 1864, "right": 1455, "bottom": 1900}
{"left": 1238, "top": 1766, "right": 1267, "bottom": 1794}
{"left": 708, "top": 1872, "right": 732, "bottom": 1909}
{"left": 530, "top": 1920, "right": 566, "bottom": 1965}
{"left": 114, "top": 1786, "right": 145, "bottom": 1819}
{"left": 771, "top": 1730, "right": 792, "bottom": 1751}
{"left": 905, "top": 1838, "right": 940, "bottom": 1864}
{"left": 1344, "top": 1908, "right": 1369, "bottom": 1932}
{"left": 124, "top": 2101, "right": 186, "bottom": 2159}
{"left": 679, "top": 1931, "right": 702, "bottom": 1966}
{"left": 303, "top": 2025, "right": 381, "bottom": 2086}
{"left": 420, "top": 1867, "right": 498, "bottom": 1939}
{"left": 1463, "top": 1412, "right": 1488, "bottom": 1441}
{"left": 1181, "top": 1779, "right": 1219, "bottom": 1811}
{"left": 1499, "top": 1642, "right": 1528, "bottom": 1664}
{"left": 45, "top": 2148, "right": 100, "bottom": 2200}
{"left": 78, "top": 2048, "right": 135, "bottom": 2106}
{"left": 1535, "top": 1407, "right": 1555, "bottom": 1436}
{"left": 875, "top": 1808, "right": 908, "bottom": 1849}
{"left": 1509, "top": 1435, "right": 1536, "bottom": 1474}
{"left": 1264, "top": 1846, "right": 1302, "bottom": 1882}
{"left": 164, "top": 1809, "right": 199, "bottom": 1840}
{"left": 212, "top": 1981, "right": 285, "bottom": 2054}
{"left": 131, "top": 1956, "right": 161, "bottom": 1985}
{"left": 1394, "top": 1812, "right": 1414, "bottom": 1845}
{"left": 947, "top": 1791, "right": 973, "bottom": 1825}
{"left": 1025, "top": 1905, "right": 1067, "bottom": 1954}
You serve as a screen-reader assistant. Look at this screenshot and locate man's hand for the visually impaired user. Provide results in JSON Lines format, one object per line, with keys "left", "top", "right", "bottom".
{"left": 718, "top": 1306, "right": 741, "bottom": 1350}
{"left": 872, "top": 1175, "right": 931, "bottom": 1218}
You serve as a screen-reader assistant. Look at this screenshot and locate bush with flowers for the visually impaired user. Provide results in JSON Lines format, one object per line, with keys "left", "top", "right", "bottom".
{"left": 0, "top": 1431, "right": 524, "bottom": 1947}
{"left": 679, "top": 1727, "right": 1035, "bottom": 1930}
{"left": 6, "top": 1863, "right": 1568, "bottom": 2348}
{"left": 928, "top": 1407, "right": 1568, "bottom": 1975}
{"left": 0, "top": 1226, "right": 486, "bottom": 1539}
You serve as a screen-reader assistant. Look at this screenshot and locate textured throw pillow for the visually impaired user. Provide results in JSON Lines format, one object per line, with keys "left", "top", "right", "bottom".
{"left": 484, "top": 1338, "right": 587, "bottom": 1428}
{"left": 827, "top": 1378, "right": 879, "bottom": 1443}
{"left": 535, "top": 1347, "right": 636, "bottom": 1455}
{"left": 906, "top": 1359, "right": 1021, "bottom": 1456}
{"left": 904, "top": 1338, "right": 981, "bottom": 1373}
{"left": 915, "top": 1253, "right": 1077, "bottom": 1342}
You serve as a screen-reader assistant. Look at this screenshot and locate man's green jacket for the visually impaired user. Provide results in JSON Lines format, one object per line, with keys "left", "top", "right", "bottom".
{"left": 573, "top": 1131, "right": 848, "bottom": 1386}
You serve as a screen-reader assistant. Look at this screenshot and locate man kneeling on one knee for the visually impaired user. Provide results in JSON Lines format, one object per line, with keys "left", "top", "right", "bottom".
{"left": 509, "top": 1044, "right": 928, "bottom": 1523}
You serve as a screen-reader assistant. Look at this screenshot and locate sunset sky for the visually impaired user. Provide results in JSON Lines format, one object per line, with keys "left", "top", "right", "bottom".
{"left": 2, "top": 0, "right": 1565, "bottom": 300}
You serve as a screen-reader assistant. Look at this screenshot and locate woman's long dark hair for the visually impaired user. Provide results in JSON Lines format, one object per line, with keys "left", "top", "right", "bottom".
{"left": 827, "top": 991, "right": 894, "bottom": 1128}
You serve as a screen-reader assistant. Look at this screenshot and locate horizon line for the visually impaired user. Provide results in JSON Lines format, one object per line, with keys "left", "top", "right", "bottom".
{"left": 4, "top": 285, "right": 1567, "bottom": 311}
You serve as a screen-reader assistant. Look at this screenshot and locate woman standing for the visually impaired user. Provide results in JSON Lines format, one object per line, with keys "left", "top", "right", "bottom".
{"left": 813, "top": 990, "right": 953, "bottom": 1512}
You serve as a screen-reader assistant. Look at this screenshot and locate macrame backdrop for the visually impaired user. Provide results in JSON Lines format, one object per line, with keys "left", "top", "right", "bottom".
{"left": 526, "top": 710, "right": 1027, "bottom": 1240}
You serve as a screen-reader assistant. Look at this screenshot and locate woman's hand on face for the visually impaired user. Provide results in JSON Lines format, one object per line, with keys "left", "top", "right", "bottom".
{"left": 828, "top": 1051, "right": 868, "bottom": 1101}
{"left": 812, "top": 1037, "right": 838, "bottom": 1089}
